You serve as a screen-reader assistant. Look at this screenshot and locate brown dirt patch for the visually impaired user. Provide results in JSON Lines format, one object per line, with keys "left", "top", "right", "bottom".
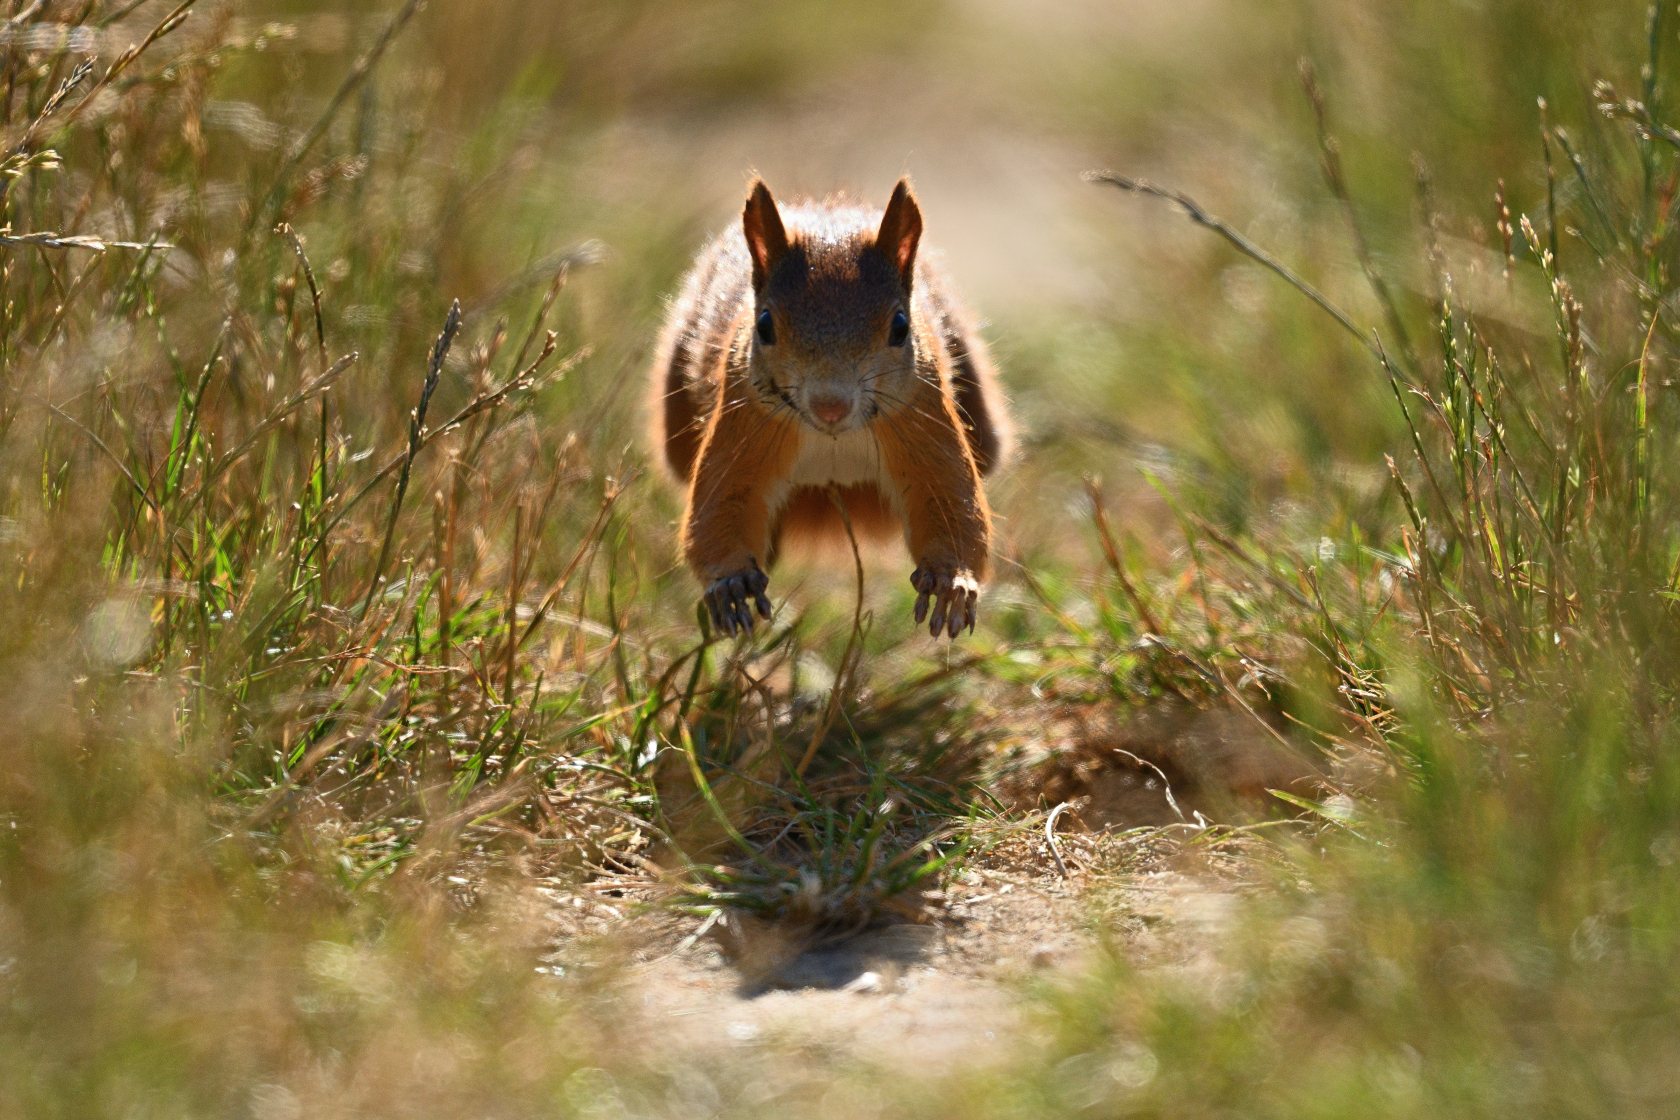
{"left": 998, "top": 698, "right": 1324, "bottom": 828}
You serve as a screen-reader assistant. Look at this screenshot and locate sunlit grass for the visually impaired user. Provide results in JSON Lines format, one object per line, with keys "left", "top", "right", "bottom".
{"left": 3, "top": 1, "right": 1680, "bottom": 1116}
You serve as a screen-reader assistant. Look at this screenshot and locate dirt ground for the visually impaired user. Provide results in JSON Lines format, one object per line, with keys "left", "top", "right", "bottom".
{"left": 526, "top": 698, "right": 1300, "bottom": 1084}
{"left": 539, "top": 836, "right": 1252, "bottom": 1086}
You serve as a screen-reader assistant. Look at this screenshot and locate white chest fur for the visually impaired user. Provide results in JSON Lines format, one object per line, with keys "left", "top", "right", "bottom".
{"left": 766, "top": 424, "right": 899, "bottom": 516}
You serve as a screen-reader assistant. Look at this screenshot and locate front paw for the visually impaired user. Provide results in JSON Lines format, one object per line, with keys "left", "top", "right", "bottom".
{"left": 910, "top": 564, "right": 978, "bottom": 638}
{"left": 703, "top": 562, "right": 773, "bottom": 637}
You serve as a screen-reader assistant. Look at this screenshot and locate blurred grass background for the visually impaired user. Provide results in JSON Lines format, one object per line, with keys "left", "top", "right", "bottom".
{"left": 5, "top": 0, "right": 1680, "bottom": 1116}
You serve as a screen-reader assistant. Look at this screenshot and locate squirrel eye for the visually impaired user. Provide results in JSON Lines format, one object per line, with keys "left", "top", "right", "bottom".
{"left": 756, "top": 309, "right": 775, "bottom": 345}
{"left": 888, "top": 309, "right": 909, "bottom": 347}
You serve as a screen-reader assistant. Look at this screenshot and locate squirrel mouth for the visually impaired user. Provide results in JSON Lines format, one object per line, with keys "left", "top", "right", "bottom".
{"left": 777, "top": 388, "right": 853, "bottom": 433}
{"left": 805, "top": 411, "right": 862, "bottom": 436}
{"left": 806, "top": 392, "right": 857, "bottom": 430}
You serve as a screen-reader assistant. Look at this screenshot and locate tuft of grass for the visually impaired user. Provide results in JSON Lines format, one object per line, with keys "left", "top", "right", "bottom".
{"left": 0, "top": 0, "right": 999, "bottom": 960}
{"left": 971, "top": 7, "right": 1680, "bottom": 1117}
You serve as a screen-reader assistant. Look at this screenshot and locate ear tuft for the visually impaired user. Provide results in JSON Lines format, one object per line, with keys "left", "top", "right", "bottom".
{"left": 876, "top": 177, "right": 923, "bottom": 288}
{"left": 742, "top": 178, "right": 789, "bottom": 290}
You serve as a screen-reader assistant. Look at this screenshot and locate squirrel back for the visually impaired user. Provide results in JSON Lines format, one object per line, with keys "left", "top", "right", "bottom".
{"left": 650, "top": 177, "right": 1009, "bottom": 637}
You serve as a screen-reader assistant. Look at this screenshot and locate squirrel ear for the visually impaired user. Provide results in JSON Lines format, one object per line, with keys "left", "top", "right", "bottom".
{"left": 876, "top": 177, "right": 923, "bottom": 288}
{"left": 742, "top": 179, "right": 789, "bottom": 290}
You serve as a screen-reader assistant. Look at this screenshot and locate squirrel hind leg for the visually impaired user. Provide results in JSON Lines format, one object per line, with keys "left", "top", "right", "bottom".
{"left": 945, "top": 328, "right": 1010, "bottom": 478}
{"left": 653, "top": 340, "right": 706, "bottom": 481}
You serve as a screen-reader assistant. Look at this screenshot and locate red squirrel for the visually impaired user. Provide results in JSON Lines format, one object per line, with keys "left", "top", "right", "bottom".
{"left": 650, "top": 177, "right": 1010, "bottom": 639}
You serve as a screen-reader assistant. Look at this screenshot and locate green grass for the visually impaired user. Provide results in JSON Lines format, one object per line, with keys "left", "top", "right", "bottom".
{"left": 3, "top": 0, "right": 1680, "bottom": 1116}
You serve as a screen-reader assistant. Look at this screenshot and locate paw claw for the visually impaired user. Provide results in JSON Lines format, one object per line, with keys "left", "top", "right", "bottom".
{"left": 702, "top": 562, "right": 771, "bottom": 639}
{"left": 910, "top": 564, "right": 981, "bottom": 640}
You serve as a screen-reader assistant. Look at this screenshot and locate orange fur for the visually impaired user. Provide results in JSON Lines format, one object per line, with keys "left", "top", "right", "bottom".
{"left": 770, "top": 484, "right": 900, "bottom": 563}
{"left": 648, "top": 176, "right": 1011, "bottom": 635}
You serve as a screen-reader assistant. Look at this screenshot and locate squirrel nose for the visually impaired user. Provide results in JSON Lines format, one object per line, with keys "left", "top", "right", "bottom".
{"left": 809, "top": 395, "right": 852, "bottom": 425}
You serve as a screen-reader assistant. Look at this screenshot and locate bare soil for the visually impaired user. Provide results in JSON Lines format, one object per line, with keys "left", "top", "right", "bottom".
{"left": 535, "top": 698, "right": 1297, "bottom": 1081}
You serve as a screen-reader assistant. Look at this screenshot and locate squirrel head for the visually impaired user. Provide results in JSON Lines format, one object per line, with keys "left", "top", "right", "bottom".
{"left": 741, "top": 177, "right": 924, "bottom": 435}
